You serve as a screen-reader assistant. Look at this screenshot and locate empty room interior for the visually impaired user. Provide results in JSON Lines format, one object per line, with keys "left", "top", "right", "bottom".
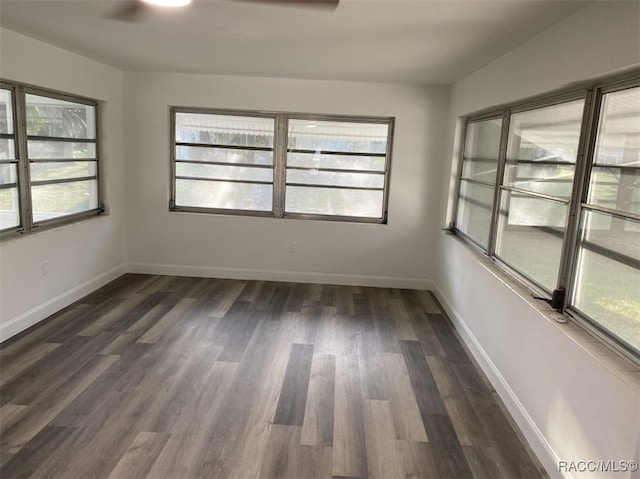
{"left": 0, "top": 0, "right": 639, "bottom": 478}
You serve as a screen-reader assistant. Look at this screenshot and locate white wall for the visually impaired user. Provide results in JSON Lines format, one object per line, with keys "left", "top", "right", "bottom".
{"left": 436, "top": 3, "right": 640, "bottom": 478}
{"left": 124, "top": 72, "right": 449, "bottom": 287}
{"left": 0, "top": 28, "right": 127, "bottom": 341}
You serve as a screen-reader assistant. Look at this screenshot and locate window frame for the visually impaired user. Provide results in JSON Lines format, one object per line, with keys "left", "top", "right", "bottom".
{"left": 0, "top": 79, "right": 103, "bottom": 240}
{"left": 170, "top": 107, "right": 278, "bottom": 218}
{"left": 452, "top": 70, "right": 640, "bottom": 364}
{"left": 170, "top": 107, "right": 394, "bottom": 224}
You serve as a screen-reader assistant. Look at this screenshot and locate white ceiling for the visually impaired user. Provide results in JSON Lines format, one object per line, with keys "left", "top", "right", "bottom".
{"left": 0, "top": 0, "right": 595, "bottom": 84}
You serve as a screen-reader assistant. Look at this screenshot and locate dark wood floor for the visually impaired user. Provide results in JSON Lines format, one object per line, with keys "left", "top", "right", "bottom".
{"left": 0, "top": 274, "right": 548, "bottom": 479}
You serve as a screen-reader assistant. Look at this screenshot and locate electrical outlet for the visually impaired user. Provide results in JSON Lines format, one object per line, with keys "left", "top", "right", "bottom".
{"left": 289, "top": 241, "right": 297, "bottom": 253}
{"left": 41, "top": 260, "right": 48, "bottom": 276}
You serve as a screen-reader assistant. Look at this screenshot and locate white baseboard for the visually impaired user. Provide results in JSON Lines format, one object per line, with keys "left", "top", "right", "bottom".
{"left": 431, "top": 284, "right": 564, "bottom": 479}
{"left": 127, "top": 262, "right": 434, "bottom": 290}
{"left": 0, "top": 263, "right": 128, "bottom": 343}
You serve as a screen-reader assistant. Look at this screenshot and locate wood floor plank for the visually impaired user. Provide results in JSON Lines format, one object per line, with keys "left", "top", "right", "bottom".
{"left": 221, "top": 321, "right": 296, "bottom": 479}
{"left": 298, "top": 301, "right": 322, "bottom": 345}
{"left": 463, "top": 444, "right": 515, "bottom": 479}
{"left": 43, "top": 297, "right": 125, "bottom": 343}
{"left": 0, "top": 404, "right": 29, "bottom": 433}
{"left": 383, "top": 352, "right": 428, "bottom": 442}
{"left": 0, "top": 342, "right": 60, "bottom": 384}
{"left": 217, "top": 309, "right": 260, "bottom": 362}
{"left": 431, "top": 442, "right": 475, "bottom": 479}
{"left": 208, "top": 280, "right": 247, "bottom": 318}
{"left": 426, "top": 354, "right": 469, "bottom": 400}
{"left": 285, "top": 282, "right": 310, "bottom": 313}
{"left": 259, "top": 424, "right": 333, "bottom": 479}
{"left": 107, "top": 431, "right": 170, "bottom": 479}
{"left": 179, "top": 360, "right": 239, "bottom": 437}
{"left": 137, "top": 297, "right": 196, "bottom": 344}
{"left": 146, "top": 433, "right": 210, "bottom": 479}
{"left": 1, "top": 332, "right": 118, "bottom": 407}
{"left": 398, "top": 339, "right": 448, "bottom": 417}
{"left": 444, "top": 397, "right": 490, "bottom": 447}
{"left": 313, "top": 306, "right": 343, "bottom": 355}
{"left": 0, "top": 275, "right": 548, "bottom": 479}
{"left": 257, "top": 424, "right": 301, "bottom": 479}
{"left": 31, "top": 416, "right": 138, "bottom": 479}
{"left": 50, "top": 343, "right": 153, "bottom": 428}
{"left": 428, "top": 312, "right": 472, "bottom": 362}
{"left": 397, "top": 440, "right": 441, "bottom": 479}
{"left": 0, "top": 424, "right": 77, "bottom": 479}
{"left": 363, "top": 400, "right": 403, "bottom": 479}
{"left": 388, "top": 297, "right": 419, "bottom": 341}
{"left": 301, "top": 353, "right": 335, "bottom": 446}
{"left": 273, "top": 343, "right": 315, "bottom": 426}
{"left": 0, "top": 306, "right": 88, "bottom": 358}
{"left": 0, "top": 353, "right": 119, "bottom": 454}
{"left": 332, "top": 354, "right": 367, "bottom": 479}
{"left": 359, "top": 345, "right": 388, "bottom": 400}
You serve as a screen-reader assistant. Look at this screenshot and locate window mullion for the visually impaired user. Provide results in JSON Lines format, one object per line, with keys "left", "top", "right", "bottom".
{"left": 14, "top": 86, "right": 33, "bottom": 233}
{"left": 486, "top": 109, "right": 510, "bottom": 257}
{"left": 558, "top": 87, "right": 600, "bottom": 311}
{"left": 273, "top": 114, "right": 287, "bottom": 218}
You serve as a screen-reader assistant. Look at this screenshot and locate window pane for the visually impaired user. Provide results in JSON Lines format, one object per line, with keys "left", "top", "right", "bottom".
{"left": 175, "top": 113, "right": 274, "bottom": 147}
{"left": 0, "top": 163, "right": 18, "bottom": 185}
{"left": 456, "top": 181, "right": 494, "bottom": 249}
{"left": 0, "top": 163, "right": 19, "bottom": 230}
{"left": 504, "top": 100, "right": 584, "bottom": 196}
{"left": 286, "top": 169, "right": 384, "bottom": 188}
{"left": 587, "top": 87, "right": 640, "bottom": 215}
{"left": 175, "top": 163, "right": 272, "bottom": 183}
{"left": 0, "top": 139, "right": 16, "bottom": 160}
{"left": 462, "top": 118, "right": 502, "bottom": 183}
{"left": 28, "top": 141, "right": 96, "bottom": 160}
{"left": 288, "top": 120, "right": 388, "bottom": 154}
{"left": 31, "top": 179, "right": 98, "bottom": 222}
{"left": 511, "top": 163, "right": 575, "bottom": 198}
{"left": 0, "top": 187, "right": 19, "bottom": 230}
{"left": 496, "top": 190, "right": 567, "bottom": 291}
{"left": 1, "top": 88, "right": 14, "bottom": 134}
{"left": 287, "top": 152, "right": 385, "bottom": 171}
{"left": 286, "top": 118, "right": 391, "bottom": 220}
{"left": 175, "top": 178, "right": 272, "bottom": 211}
{"left": 286, "top": 186, "right": 383, "bottom": 218}
{"left": 574, "top": 211, "right": 640, "bottom": 351}
{"left": 592, "top": 87, "right": 640, "bottom": 168}
{"left": 30, "top": 161, "right": 97, "bottom": 182}
{"left": 25, "top": 94, "right": 95, "bottom": 139}
{"left": 588, "top": 167, "right": 640, "bottom": 215}
{"left": 176, "top": 146, "right": 272, "bottom": 165}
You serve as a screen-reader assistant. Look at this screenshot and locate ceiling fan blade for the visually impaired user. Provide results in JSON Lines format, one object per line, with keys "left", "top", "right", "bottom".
{"left": 237, "top": 0, "right": 339, "bottom": 11}
{"left": 106, "top": 0, "right": 147, "bottom": 22}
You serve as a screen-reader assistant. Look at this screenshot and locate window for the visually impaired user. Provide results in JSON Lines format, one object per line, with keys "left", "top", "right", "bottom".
{"left": 285, "top": 119, "right": 389, "bottom": 219}
{"left": 173, "top": 112, "right": 275, "bottom": 212}
{"left": 454, "top": 71, "right": 640, "bottom": 363}
{"left": 0, "top": 80, "right": 101, "bottom": 238}
{"left": 456, "top": 117, "right": 502, "bottom": 249}
{"left": 496, "top": 99, "right": 584, "bottom": 291}
{"left": 171, "top": 108, "right": 394, "bottom": 223}
{"left": 573, "top": 85, "right": 640, "bottom": 356}
{"left": 0, "top": 87, "right": 18, "bottom": 231}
